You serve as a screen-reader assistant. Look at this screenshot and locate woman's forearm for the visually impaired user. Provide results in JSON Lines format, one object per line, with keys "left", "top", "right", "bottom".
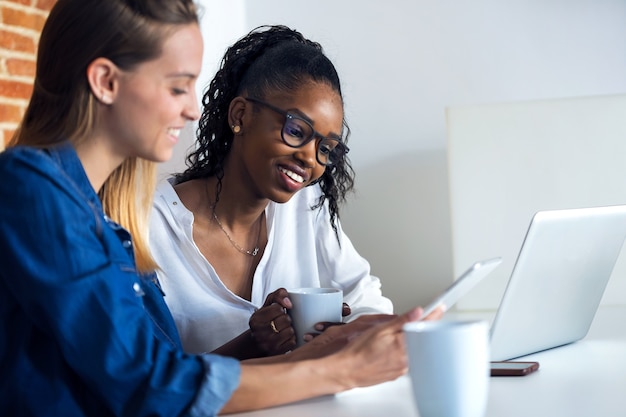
{"left": 218, "top": 307, "right": 427, "bottom": 414}
{"left": 211, "top": 330, "right": 265, "bottom": 360}
{"left": 220, "top": 356, "right": 350, "bottom": 414}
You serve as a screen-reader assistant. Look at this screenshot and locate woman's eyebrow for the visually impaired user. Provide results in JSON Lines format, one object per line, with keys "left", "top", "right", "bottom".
{"left": 284, "top": 107, "right": 313, "bottom": 124}
{"left": 166, "top": 71, "right": 198, "bottom": 79}
{"left": 281, "top": 104, "right": 344, "bottom": 139}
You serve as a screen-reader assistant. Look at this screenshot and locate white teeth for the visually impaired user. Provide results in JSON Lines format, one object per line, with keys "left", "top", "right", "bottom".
{"left": 167, "top": 128, "right": 181, "bottom": 138}
{"left": 279, "top": 167, "right": 304, "bottom": 183}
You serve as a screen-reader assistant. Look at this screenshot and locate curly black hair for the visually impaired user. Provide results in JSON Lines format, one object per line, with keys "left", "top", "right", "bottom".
{"left": 176, "top": 25, "right": 355, "bottom": 239}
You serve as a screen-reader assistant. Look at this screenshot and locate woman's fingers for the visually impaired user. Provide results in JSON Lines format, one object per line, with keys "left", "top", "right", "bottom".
{"left": 262, "top": 288, "right": 292, "bottom": 309}
{"left": 342, "top": 302, "right": 351, "bottom": 317}
{"left": 422, "top": 304, "right": 446, "bottom": 321}
{"left": 250, "top": 303, "right": 296, "bottom": 355}
{"left": 339, "top": 308, "right": 426, "bottom": 385}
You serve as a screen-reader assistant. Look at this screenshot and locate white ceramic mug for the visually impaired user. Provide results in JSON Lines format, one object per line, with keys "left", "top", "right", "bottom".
{"left": 403, "top": 320, "right": 490, "bottom": 417}
{"left": 287, "top": 288, "right": 343, "bottom": 346}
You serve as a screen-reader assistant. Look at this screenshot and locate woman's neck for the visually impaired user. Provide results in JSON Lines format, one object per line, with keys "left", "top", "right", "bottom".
{"left": 204, "top": 175, "right": 268, "bottom": 228}
{"left": 74, "top": 137, "right": 124, "bottom": 192}
{"left": 206, "top": 151, "right": 273, "bottom": 225}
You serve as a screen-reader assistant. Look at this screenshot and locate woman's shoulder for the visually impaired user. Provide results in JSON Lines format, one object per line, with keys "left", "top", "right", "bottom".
{"left": 154, "top": 178, "right": 178, "bottom": 206}
{"left": 1, "top": 144, "right": 96, "bottom": 201}
{"left": 0, "top": 145, "right": 54, "bottom": 171}
{"left": 0, "top": 144, "right": 84, "bottom": 185}
{"left": 156, "top": 178, "right": 206, "bottom": 211}
{"left": 0, "top": 146, "right": 69, "bottom": 194}
{"left": 151, "top": 178, "right": 195, "bottom": 230}
{"left": 0, "top": 146, "right": 97, "bottom": 229}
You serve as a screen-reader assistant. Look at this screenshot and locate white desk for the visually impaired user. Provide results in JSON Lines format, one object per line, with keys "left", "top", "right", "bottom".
{"left": 228, "top": 305, "right": 626, "bottom": 417}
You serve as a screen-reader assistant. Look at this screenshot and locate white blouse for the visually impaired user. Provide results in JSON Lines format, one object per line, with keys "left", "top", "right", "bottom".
{"left": 149, "top": 180, "right": 393, "bottom": 354}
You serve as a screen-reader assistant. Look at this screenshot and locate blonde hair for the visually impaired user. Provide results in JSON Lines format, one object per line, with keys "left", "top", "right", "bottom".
{"left": 100, "top": 159, "right": 158, "bottom": 272}
{"left": 11, "top": 0, "right": 199, "bottom": 273}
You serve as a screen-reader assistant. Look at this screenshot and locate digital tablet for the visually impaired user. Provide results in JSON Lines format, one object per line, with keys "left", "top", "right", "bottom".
{"left": 420, "top": 257, "right": 502, "bottom": 318}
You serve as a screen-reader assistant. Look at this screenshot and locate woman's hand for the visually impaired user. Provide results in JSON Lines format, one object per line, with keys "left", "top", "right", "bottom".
{"left": 302, "top": 302, "right": 352, "bottom": 343}
{"left": 303, "top": 299, "right": 445, "bottom": 344}
{"left": 421, "top": 304, "right": 446, "bottom": 321}
{"left": 342, "top": 302, "right": 351, "bottom": 317}
{"left": 249, "top": 288, "right": 296, "bottom": 355}
{"left": 334, "top": 304, "right": 445, "bottom": 388}
{"left": 287, "top": 313, "right": 396, "bottom": 360}
{"left": 286, "top": 304, "right": 444, "bottom": 363}
{"left": 227, "top": 306, "right": 444, "bottom": 413}
{"left": 333, "top": 307, "right": 423, "bottom": 387}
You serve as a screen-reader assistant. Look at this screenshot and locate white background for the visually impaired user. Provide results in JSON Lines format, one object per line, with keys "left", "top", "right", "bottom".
{"left": 160, "top": 0, "right": 626, "bottom": 313}
{"left": 447, "top": 95, "right": 626, "bottom": 309}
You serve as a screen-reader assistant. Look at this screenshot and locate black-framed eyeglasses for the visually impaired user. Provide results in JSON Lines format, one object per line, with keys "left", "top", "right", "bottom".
{"left": 245, "top": 97, "right": 349, "bottom": 166}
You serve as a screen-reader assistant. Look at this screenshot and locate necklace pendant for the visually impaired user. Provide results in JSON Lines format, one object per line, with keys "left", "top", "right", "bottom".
{"left": 211, "top": 207, "right": 263, "bottom": 257}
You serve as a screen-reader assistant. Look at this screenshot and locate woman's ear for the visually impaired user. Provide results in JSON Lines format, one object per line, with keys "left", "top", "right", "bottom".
{"left": 228, "top": 96, "right": 248, "bottom": 135}
{"left": 86, "top": 57, "right": 118, "bottom": 105}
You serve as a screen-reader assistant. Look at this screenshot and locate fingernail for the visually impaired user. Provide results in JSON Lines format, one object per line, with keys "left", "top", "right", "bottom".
{"left": 315, "top": 323, "right": 324, "bottom": 331}
{"left": 283, "top": 297, "right": 292, "bottom": 308}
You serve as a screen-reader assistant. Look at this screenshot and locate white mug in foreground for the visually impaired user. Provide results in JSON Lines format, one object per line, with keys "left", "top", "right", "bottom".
{"left": 403, "top": 320, "right": 490, "bottom": 417}
{"left": 287, "top": 288, "right": 343, "bottom": 346}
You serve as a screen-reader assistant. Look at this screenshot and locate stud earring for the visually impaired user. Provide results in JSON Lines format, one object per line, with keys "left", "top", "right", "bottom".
{"left": 232, "top": 125, "right": 241, "bottom": 134}
{"left": 101, "top": 93, "right": 111, "bottom": 105}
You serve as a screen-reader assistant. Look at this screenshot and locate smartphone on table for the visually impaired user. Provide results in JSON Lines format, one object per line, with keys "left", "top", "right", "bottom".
{"left": 490, "top": 361, "right": 540, "bottom": 376}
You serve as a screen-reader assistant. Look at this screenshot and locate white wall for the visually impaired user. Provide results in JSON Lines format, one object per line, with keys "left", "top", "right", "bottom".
{"left": 447, "top": 94, "right": 626, "bottom": 310}
{"left": 167, "top": 0, "right": 626, "bottom": 313}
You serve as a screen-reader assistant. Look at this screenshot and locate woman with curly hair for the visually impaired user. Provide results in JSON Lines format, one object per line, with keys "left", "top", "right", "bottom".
{"left": 150, "top": 25, "right": 395, "bottom": 359}
{"left": 1, "top": 2, "right": 441, "bottom": 414}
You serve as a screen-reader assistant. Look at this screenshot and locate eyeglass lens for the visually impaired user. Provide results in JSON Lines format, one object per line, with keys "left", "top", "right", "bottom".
{"left": 283, "top": 115, "right": 344, "bottom": 166}
{"left": 245, "top": 97, "right": 348, "bottom": 166}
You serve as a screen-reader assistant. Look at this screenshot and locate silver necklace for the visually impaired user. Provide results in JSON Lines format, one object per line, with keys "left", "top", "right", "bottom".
{"left": 212, "top": 209, "right": 261, "bottom": 257}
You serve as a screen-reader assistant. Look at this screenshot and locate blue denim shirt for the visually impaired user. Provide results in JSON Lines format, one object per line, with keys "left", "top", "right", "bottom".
{"left": 0, "top": 143, "right": 240, "bottom": 416}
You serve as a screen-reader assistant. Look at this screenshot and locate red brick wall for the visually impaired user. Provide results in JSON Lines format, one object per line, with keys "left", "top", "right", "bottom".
{"left": 0, "top": 0, "right": 56, "bottom": 150}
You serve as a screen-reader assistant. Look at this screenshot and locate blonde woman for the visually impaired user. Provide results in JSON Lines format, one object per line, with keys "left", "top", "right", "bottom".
{"left": 0, "top": 1, "right": 441, "bottom": 415}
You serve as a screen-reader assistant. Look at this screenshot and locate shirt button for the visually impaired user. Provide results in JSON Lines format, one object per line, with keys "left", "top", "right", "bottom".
{"left": 122, "top": 240, "right": 132, "bottom": 248}
{"left": 133, "top": 282, "right": 145, "bottom": 296}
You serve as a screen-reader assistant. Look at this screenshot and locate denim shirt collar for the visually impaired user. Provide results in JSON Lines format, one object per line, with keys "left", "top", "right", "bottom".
{"left": 46, "top": 141, "right": 104, "bottom": 216}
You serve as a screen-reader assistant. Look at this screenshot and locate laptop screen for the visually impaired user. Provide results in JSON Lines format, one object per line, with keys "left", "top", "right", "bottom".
{"left": 489, "top": 205, "right": 626, "bottom": 361}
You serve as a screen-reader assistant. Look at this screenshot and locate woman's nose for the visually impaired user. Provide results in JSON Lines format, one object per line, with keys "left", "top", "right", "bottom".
{"left": 293, "top": 139, "right": 318, "bottom": 167}
{"left": 184, "top": 89, "right": 200, "bottom": 121}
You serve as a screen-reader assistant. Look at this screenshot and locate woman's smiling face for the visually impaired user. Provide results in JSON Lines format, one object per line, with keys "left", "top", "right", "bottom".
{"left": 104, "top": 23, "right": 203, "bottom": 164}
{"left": 231, "top": 81, "right": 344, "bottom": 203}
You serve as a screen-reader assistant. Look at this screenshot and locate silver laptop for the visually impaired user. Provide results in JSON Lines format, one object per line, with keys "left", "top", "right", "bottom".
{"left": 489, "top": 204, "right": 626, "bottom": 361}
